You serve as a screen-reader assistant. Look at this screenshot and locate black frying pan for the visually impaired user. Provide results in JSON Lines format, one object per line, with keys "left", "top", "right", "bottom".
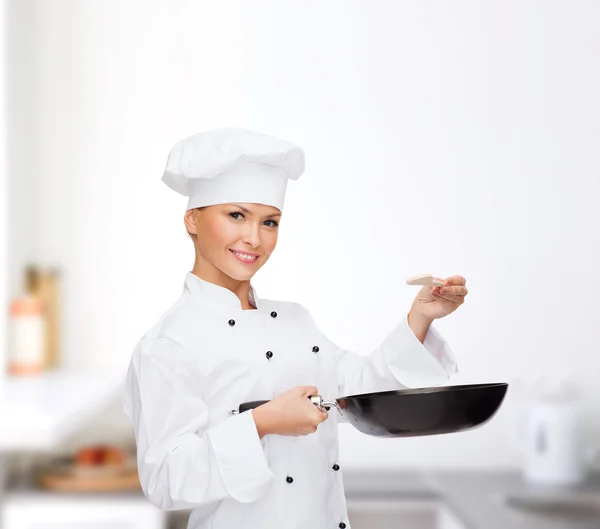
{"left": 229, "top": 382, "right": 508, "bottom": 437}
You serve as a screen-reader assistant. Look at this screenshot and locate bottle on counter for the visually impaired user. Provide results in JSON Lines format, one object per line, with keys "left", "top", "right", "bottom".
{"left": 25, "top": 265, "right": 62, "bottom": 369}
{"left": 8, "top": 294, "right": 46, "bottom": 375}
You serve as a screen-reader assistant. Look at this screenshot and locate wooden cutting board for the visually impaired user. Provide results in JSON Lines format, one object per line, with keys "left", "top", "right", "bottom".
{"left": 37, "top": 464, "right": 142, "bottom": 492}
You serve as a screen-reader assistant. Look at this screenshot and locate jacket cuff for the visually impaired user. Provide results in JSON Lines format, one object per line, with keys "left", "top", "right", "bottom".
{"left": 206, "top": 409, "right": 274, "bottom": 503}
{"left": 422, "top": 320, "right": 459, "bottom": 376}
{"left": 380, "top": 314, "right": 459, "bottom": 388}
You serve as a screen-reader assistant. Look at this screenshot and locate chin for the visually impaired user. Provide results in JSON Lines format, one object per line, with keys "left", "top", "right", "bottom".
{"left": 230, "top": 272, "right": 257, "bottom": 282}
{"left": 223, "top": 265, "right": 260, "bottom": 282}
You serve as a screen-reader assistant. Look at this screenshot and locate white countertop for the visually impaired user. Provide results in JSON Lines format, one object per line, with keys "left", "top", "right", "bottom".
{"left": 0, "top": 369, "right": 124, "bottom": 452}
{"left": 342, "top": 469, "right": 600, "bottom": 529}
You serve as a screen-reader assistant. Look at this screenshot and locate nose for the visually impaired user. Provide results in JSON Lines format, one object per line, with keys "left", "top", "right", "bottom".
{"left": 242, "top": 222, "right": 262, "bottom": 248}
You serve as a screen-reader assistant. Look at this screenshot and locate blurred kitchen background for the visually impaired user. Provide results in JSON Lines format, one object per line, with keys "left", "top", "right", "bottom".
{"left": 1, "top": 1, "right": 599, "bottom": 528}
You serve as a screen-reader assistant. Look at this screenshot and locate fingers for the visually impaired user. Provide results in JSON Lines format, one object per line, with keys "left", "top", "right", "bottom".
{"left": 301, "top": 385, "right": 318, "bottom": 396}
{"left": 431, "top": 275, "right": 468, "bottom": 303}
{"left": 437, "top": 286, "right": 468, "bottom": 296}
{"left": 298, "top": 386, "right": 328, "bottom": 421}
{"left": 433, "top": 293, "right": 465, "bottom": 304}
{"left": 315, "top": 407, "right": 328, "bottom": 423}
{"left": 444, "top": 275, "right": 466, "bottom": 286}
{"left": 432, "top": 287, "right": 467, "bottom": 304}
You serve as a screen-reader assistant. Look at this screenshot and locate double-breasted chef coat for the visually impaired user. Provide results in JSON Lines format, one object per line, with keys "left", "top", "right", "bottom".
{"left": 122, "top": 272, "right": 458, "bottom": 529}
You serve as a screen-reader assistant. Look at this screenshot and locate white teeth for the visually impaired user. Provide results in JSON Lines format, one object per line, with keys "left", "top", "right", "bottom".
{"left": 233, "top": 251, "right": 257, "bottom": 261}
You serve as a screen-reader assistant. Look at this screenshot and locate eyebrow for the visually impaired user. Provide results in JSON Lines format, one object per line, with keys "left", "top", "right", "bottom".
{"left": 233, "top": 204, "right": 282, "bottom": 218}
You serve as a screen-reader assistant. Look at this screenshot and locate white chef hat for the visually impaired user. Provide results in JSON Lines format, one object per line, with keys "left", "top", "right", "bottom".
{"left": 161, "top": 127, "right": 305, "bottom": 211}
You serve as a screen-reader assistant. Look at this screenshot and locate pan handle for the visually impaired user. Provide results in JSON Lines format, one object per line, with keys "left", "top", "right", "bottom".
{"left": 230, "top": 400, "right": 269, "bottom": 414}
{"left": 229, "top": 395, "right": 342, "bottom": 416}
{"left": 314, "top": 396, "right": 343, "bottom": 416}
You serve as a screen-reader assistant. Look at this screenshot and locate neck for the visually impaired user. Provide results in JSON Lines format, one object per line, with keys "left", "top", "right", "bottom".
{"left": 191, "top": 262, "right": 255, "bottom": 310}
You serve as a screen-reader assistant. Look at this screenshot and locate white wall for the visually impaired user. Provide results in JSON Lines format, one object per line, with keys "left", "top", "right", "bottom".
{"left": 6, "top": 0, "right": 600, "bottom": 469}
{"left": 5, "top": 0, "right": 40, "bottom": 322}
{"left": 0, "top": 0, "right": 6, "bottom": 386}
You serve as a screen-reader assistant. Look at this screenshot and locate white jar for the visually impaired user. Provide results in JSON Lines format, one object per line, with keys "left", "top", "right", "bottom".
{"left": 8, "top": 295, "right": 45, "bottom": 375}
{"left": 516, "top": 377, "right": 597, "bottom": 486}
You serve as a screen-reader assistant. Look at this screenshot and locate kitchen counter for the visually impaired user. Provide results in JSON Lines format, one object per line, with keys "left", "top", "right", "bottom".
{"left": 343, "top": 469, "right": 600, "bottom": 529}
{"left": 0, "top": 368, "right": 124, "bottom": 451}
{"left": 0, "top": 369, "right": 128, "bottom": 526}
{"left": 5, "top": 468, "right": 600, "bottom": 529}
{"left": 343, "top": 469, "right": 437, "bottom": 499}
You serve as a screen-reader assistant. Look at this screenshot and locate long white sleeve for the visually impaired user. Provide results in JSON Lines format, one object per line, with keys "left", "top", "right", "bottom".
{"left": 122, "top": 336, "right": 274, "bottom": 511}
{"left": 311, "top": 312, "right": 458, "bottom": 399}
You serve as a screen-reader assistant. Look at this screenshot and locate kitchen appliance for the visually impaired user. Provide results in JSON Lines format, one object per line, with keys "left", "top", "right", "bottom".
{"left": 230, "top": 382, "right": 508, "bottom": 437}
{"left": 517, "top": 379, "right": 598, "bottom": 486}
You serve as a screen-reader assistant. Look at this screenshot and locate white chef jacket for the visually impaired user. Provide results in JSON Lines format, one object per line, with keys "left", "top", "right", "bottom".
{"left": 122, "top": 272, "right": 458, "bottom": 529}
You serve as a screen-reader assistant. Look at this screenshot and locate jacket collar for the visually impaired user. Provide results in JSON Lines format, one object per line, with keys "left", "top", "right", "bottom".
{"left": 184, "top": 271, "right": 260, "bottom": 311}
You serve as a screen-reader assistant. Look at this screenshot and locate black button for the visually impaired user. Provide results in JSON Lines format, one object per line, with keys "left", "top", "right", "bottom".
{"left": 312, "top": 346, "right": 319, "bottom": 353}
{"left": 339, "top": 524, "right": 346, "bottom": 529}
{"left": 265, "top": 351, "right": 273, "bottom": 360}
{"left": 286, "top": 476, "right": 293, "bottom": 483}
{"left": 332, "top": 464, "right": 340, "bottom": 471}
{"left": 228, "top": 319, "right": 235, "bottom": 326}
{"left": 270, "top": 311, "right": 277, "bottom": 318}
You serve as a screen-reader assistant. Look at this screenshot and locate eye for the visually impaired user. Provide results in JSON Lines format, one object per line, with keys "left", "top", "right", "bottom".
{"left": 229, "top": 211, "right": 278, "bottom": 227}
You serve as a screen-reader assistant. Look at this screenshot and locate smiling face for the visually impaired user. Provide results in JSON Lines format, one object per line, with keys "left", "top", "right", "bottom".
{"left": 184, "top": 202, "right": 281, "bottom": 282}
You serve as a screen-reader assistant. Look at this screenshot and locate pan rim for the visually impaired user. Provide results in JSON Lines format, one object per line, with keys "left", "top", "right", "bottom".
{"left": 338, "top": 382, "right": 509, "bottom": 401}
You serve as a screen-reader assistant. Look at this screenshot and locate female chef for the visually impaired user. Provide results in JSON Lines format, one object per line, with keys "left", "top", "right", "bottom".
{"left": 122, "top": 128, "right": 468, "bottom": 529}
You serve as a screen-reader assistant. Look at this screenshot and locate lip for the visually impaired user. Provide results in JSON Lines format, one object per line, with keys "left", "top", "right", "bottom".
{"left": 229, "top": 249, "right": 260, "bottom": 263}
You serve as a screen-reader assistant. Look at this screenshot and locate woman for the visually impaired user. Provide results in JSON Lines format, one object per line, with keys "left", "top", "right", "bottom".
{"left": 122, "top": 128, "right": 467, "bottom": 529}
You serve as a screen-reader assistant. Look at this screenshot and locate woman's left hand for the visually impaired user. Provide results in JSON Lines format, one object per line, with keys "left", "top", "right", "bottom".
{"left": 410, "top": 275, "right": 468, "bottom": 321}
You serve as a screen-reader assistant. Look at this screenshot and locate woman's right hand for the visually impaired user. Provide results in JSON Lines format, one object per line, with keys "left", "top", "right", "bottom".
{"left": 252, "top": 386, "right": 328, "bottom": 438}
